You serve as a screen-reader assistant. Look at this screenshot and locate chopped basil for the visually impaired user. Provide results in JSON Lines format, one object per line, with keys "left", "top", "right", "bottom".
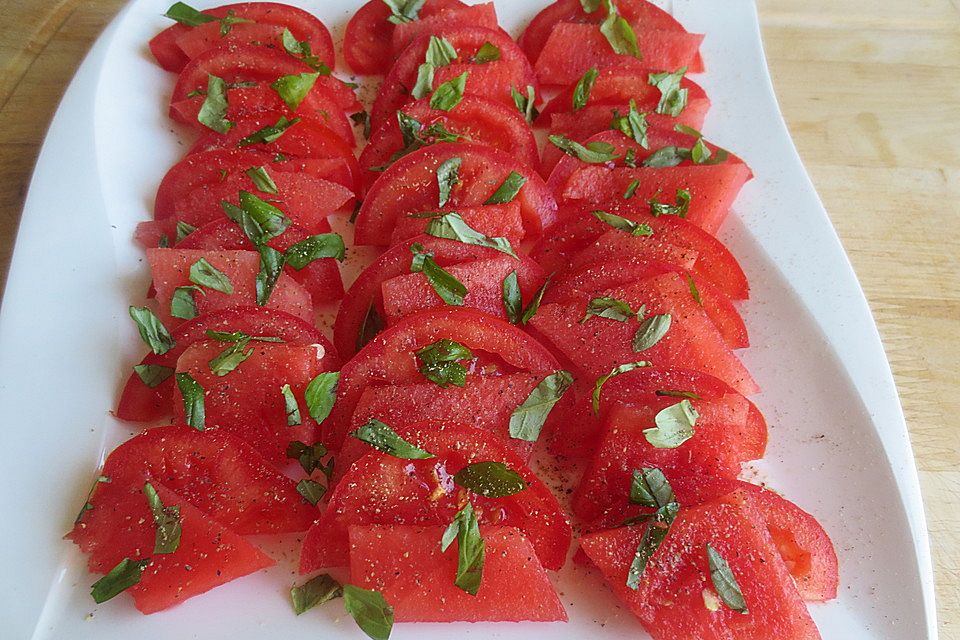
{"left": 426, "top": 35, "right": 458, "bottom": 66}
{"left": 611, "top": 99, "right": 649, "bottom": 148}
{"left": 644, "top": 399, "right": 699, "bottom": 448}
{"left": 158, "top": 234, "right": 170, "bottom": 248}
{"left": 509, "top": 370, "right": 573, "bottom": 441}
{"left": 580, "top": 296, "right": 640, "bottom": 324}
{"left": 624, "top": 147, "right": 637, "bottom": 168}
{"left": 305, "top": 371, "right": 339, "bottom": 423}
{"left": 600, "top": 0, "right": 641, "bottom": 58}
{"left": 281, "top": 383, "right": 302, "bottom": 426}
{"left": 520, "top": 275, "right": 551, "bottom": 324}
{"left": 189, "top": 258, "right": 233, "bottom": 294}
{"left": 90, "top": 558, "right": 150, "bottom": 604}
{"left": 410, "top": 243, "right": 467, "bottom": 306}
{"left": 342, "top": 584, "right": 394, "bottom": 640}
{"left": 656, "top": 389, "right": 701, "bottom": 400}
{"left": 238, "top": 116, "right": 300, "bottom": 147}
{"left": 501, "top": 270, "right": 521, "bottom": 324}
{"left": 75, "top": 475, "right": 111, "bottom": 524}
{"left": 383, "top": 0, "right": 426, "bottom": 24}
{"left": 176, "top": 372, "right": 205, "bottom": 430}
{"left": 592, "top": 361, "right": 651, "bottom": 414}
{"left": 296, "top": 478, "right": 326, "bottom": 505}
{"left": 285, "top": 234, "right": 346, "bottom": 269}
{"left": 205, "top": 330, "right": 284, "bottom": 343}
{"left": 371, "top": 112, "right": 462, "bottom": 170}
{"left": 350, "top": 418, "right": 435, "bottom": 459}
{"left": 632, "top": 313, "right": 671, "bottom": 352}
{"left": 170, "top": 285, "right": 202, "bottom": 320}
{"left": 255, "top": 245, "right": 285, "bottom": 306}
{"left": 629, "top": 468, "right": 675, "bottom": 508}
{"left": 425, "top": 212, "right": 517, "bottom": 258}
{"left": 129, "top": 306, "right": 175, "bottom": 355}
{"left": 436, "top": 157, "right": 461, "bottom": 207}
{"left": 416, "top": 338, "right": 472, "bottom": 387}
{"left": 440, "top": 503, "right": 485, "bottom": 596}
{"left": 163, "top": 2, "right": 216, "bottom": 27}
{"left": 287, "top": 440, "right": 330, "bottom": 476}
{"left": 175, "top": 221, "right": 197, "bottom": 243}
{"left": 626, "top": 502, "right": 679, "bottom": 589}
{"left": 215, "top": 9, "right": 253, "bottom": 36}
{"left": 197, "top": 74, "right": 233, "bottom": 134}
{"left": 580, "top": 0, "right": 603, "bottom": 11}
{"left": 244, "top": 166, "right": 278, "bottom": 195}
{"left": 686, "top": 274, "right": 703, "bottom": 305}
{"left": 134, "top": 364, "right": 175, "bottom": 388}
{"left": 454, "top": 462, "right": 527, "bottom": 498}
{"left": 271, "top": 72, "right": 319, "bottom": 111}
{"left": 227, "top": 190, "right": 292, "bottom": 243}
{"left": 291, "top": 573, "right": 343, "bottom": 615}
{"left": 281, "top": 28, "right": 331, "bottom": 73}
{"left": 649, "top": 188, "right": 692, "bottom": 218}
{"left": 143, "top": 482, "right": 181, "bottom": 555}
{"left": 572, "top": 67, "right": 599, "bottom": 111}
{"left": 484, "top": 171, "right": 526, "bottom": 204}
{"left": 548, "top": 135, "right": 619, "bottom": 163}
{"left": 511, "top": 84, "right": 539, "bottom": 123}
{"left": 642, "top": 145, "right": 689, "bottom": 168}
{"left": 623, "top": 179, "right": 641, "bottom": 200}
{"left": 351, "top": 111, "right": 371, "bottom": 139}
{"left": 473, "top": 41, "right": 501, "bottom": 63}
{"left": 591, "top": 210, "right": 653, "bottom": 236}
{"left": 430, "top": 72, "right": 467, "bottom": 111}
{"left": 706, "top": 544, "right": 749, "bottom": 614}
{"left": 208, "top": 334, "right": 255, "bottom": 376}
{"left": 411, "top": 63, "right": 436, "bottom": 100}
{"left": 357, "top": 303, "right": 385, "bottom": 352}
{"left": 648, "top": 67, "right": 688, "bottom": 117}
{"left": 691, "top": 137, "right": 712, "bottom": 164}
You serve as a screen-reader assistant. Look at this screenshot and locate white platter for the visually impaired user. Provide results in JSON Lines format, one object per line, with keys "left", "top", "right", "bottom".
{"left": 0, "top": 0, "right": 937, "bottom": 638}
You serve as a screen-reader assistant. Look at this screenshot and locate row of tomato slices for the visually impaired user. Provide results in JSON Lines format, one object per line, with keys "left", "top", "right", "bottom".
{"left": 67, "top": 1, "right": 838, "bottom": 638}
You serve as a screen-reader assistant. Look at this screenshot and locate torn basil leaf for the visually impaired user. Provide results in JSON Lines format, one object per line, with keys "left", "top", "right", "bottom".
{"left": 600, "top": 0, "right": 641, "bottom": 58}
{"left": 454, "top": 462, "right": 527, "bottom": 498}
{"left": 632, "top": 313, "right": 671, "bottom": 352}
{"left": 143, "top": 482, "right": 181, "bottom": 555}
{"left": 436, "top": 157, "right": 461, "bottom": 207}
{"left": 171, "top": 285, "right": 202, "bottom": 320}
{"left": 291, "top": 573, "right": 343, "bottom": 615}
{"left": 343, "top": 584, "right": 394, "bottom": 640}
{"left": 548, "top": 135, "right": 619, "bottom": 163}
{"left": 430, "top": 72, "right": 467, "bottom": 111}
{"left": 281, "top": 28, "right": 331, "bottom": 73}
{"left": 656, "top": 389, "right": 701, "bottom": 400}
{"left": 644, "top": 399, "right": 699, "bottom": 448}
{"left": 281, "top": 383, "right": 302, "bottom": 426}
{"left": 208, "top": 336, "right": 254, "bottom": 376}
{"left": 227, "top": 190, "right": 292, "bottom": 243}
{"left": 591, "top": 361, "right": 651, "bottom": 414}
{"left": 511, "top": 84, "right": 539, "bottom": 123}
{"left": 626, "top": 502, "right": 679, "bottom": 589}
{"left": 134, "top": 364, "right": 175, "bottom": 388}
{"left": 629, "top": 468, "right": 675, "bottom": 508}
{"left": 686, "top": 274, "right": 702, "bottom": 305}
{"left": 271, "top": 72, "right": 319, "bottom": 111}
{"left": 509, "top": 370, "right": 573, "bottom": 441}
{"left": 484, "top": 171, "right": 526, "bottom": 204}
{"left": 74, "top": 475, "right": 110, "bottom": 524}
{"left": 412, "top": 63, "right": 436, "bottom": 100}
{"left": 591, "top": 209, "right": 653, "bottom": 236}
{"left": 296, "top": 478, "right": 326, "bottom": 505}
{"left": 129, "top": 306, "right": 175, "bottom": 355}
{"left": 706, "top": 544, "right": 749, "bottom": 614}
{"left": 90, "top": 558, "right": 151, "bottom": 604}
{"left": 580, "top": 0, "right": 603, "bottom": 11}
{"left": 176, "top": 221, "right": 197, "bottom": 243}
{"left": 649, "top": 188, "right": 691, "bottom": 218}
{"left": 623, "top": 179, "right": 641, "bottom": 200}
{"left": 238, "top": 115, "right": 300, "bottom": 147}
{"left": 520, "top": 275, "right": 551, "bottom": 325}
{"left": 189, "top": 258, "right": 233, "bottom": 294}
{"left": 502, "top": 270, "right": 521, "bottom": 324}
{"left": 205, "top": 330, "right": 283, "bottom": 343}
{"left": 416, "top": 338, "right": 472, "bottom": 387}
{"left": 580, "top": 296, "right": 639, "bottom": 324}
{"left": 357, "top": 303, "right": 385, "bottom": 352}
{"left": 426, "top": 34, "right": 458, "bottom": 65}
{"left": 440, "top": 503, "right": 485, "bottom": 596}
{"left": 163, "top": 2, "right": 216, "bottom": 26}
{"left": 287, "top": 440, "right": 329, "bottom": 476}
{"left": 255, "top": 245, "right": 285, "bottom": 306}
{"left": 372, "top": 112, "right": 462, "bottom": 169}
{"left": 649, "top": 67, "right": 688, "bottom": 117}
{"left": 410, "top": 243, "right": 467, "bottom": 306}
{"left": 285, "top": 233, "right": 346, "bottom": 269}
{"left": 197, "top": 74, "right": 233, "bottom": 134}
{"left": 473, "top": 41, "right": 501, "bottom": 63}
{"left": 350, "top": 419, "right": 435, "bottom": 459}
{"left": 611, "top": 99, "right": 649, "bottom": 148}
{"left": 425, "top": 212, "right": 517, "bottom": 258}
{"left": 305, "top": 371, "right": 339, "bottom": 423}
{"left": 176, "top": 372, "right": 205, "bottom": 430}
{"left": 383, "top": 0, "right": 426, "bottom": 24}
{"left": 642, "top": 145, "right": 689, "bottom": 168}
{"left": 572, "top": 66, "right": 599, "bottom": 111}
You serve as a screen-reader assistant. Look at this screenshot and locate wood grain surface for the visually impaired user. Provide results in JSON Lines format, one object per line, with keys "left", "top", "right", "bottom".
{"left": 1, "top": 0, "right": 957, "bottom": 635}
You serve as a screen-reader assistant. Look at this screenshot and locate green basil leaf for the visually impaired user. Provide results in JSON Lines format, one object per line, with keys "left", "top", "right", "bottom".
{"left": 129, "top": 306, "right": 175, "bottom": 355}
{"left": 383, "top": 0, "right": 426, "bottom": 24}
{"left": 350, "top": 418, "right": 435, "bottom": 459}
{"left": 611, "top": 99, "right": 649, "bottom": 148}
{"left": 286, "top": 440, "right": 330, "bottom": 476}
{"left": 473, "top": 41, "right": 501, "bottom": 63}
{"left": 373, "top": 113, "right": 463, "bottom": 169}
{"left": 163, "top": 2, "right": 216, "bottom": 26}
{"left": 143, "top": 482, "right": 181, "bottom": 555}
{"left": 644, "top": 399, "right": 699, "bottom": 448}
{"left": 244, "top": 166, "right": 278, "bottom": 195}
{"left": 285, "top": 233, "right": 346, "bottom": 269}
{"left": 623, "top": 179, "right": 641, "bottom": 200}
{"left": 624, "top": 147, "right": 637, "bottom": 168}
{"left": 501, "top": 270, "right": 521, "bottom": 324}
{"left": 208, "top": 336, "right": 254, "bottom": 376}
{"left": 416, "top": 338, "right": 472, "bottom": 387}
{"left": 656, "top": 389, "right": 701, "bottom": 400}
{"left": 454, "top": 461, "right": 527, "bottom": 498}
{"left": 509, "top": 370, "right": 573, "bottom": 441}
{"left": 357, "top": 303, "right": 385, "bottom": 352}
{"left": 303, "top": 371, "right": 339, "bottom": 424}
{"left": 296, "top": 478, "right": 326, "bottom": 505}
{"left": 626, "top": 502, "right": 679, "bottom": 589}
{"left": 291, "top": 573, "right": 343, "bottom": 615}
{"left": 591, "top": 209, "right": 653, "bottom": 236}
{"left": 580, "top": 0, "right": 603, "bottom": 12}
{"left": 75, "top": 475, "right": 111, "bottom": 524}
{"left": 351, "top": 110, "right": 371, "bottom": 139}
{"left": 520, "top": 275, "right": 551, "bottom": 325}
{"left": 592, "top": 361, "right": 652, "bottom": 414}
{"left": 706, "top": 544, "right": 749, "bottom": 614}
{"left": 649, "top": 67, "right": 688, "bottom": 117}
{"left": 133, "top": 364, "right": 175, "bottom": 388}
{"left": 548, "top": 134, "right": 619, "bottom": 163}
{"left": 215, "top": 10, "right": 254, "bottom": 36}
{"left": 90, "top": 558, "right": 151, "bottom": 604}
{"left": 484, "top": 171, "right": 526, "bottom": 205}
{"left": 205, "top": 330, "right": 283, "bottom": 343}
{"left": 691, "top": 136, "right": 712, "bottom": 164}
{"left": 436, "top": 157, "right": 461, "bottom": 207}
{"left": 425, "top": 212, "right": 517, "bottom": 258}
{"left": 271, "top": 72, "right": 319, "bottom": 111}
{"left": 430, "top": 72, "right": 467, "bottom": 111}
{"left": 685, "top": 273, "right": 703, "bottom": 306}
{"left": 170, "top": 285, "right": 202, "bottom": 320}
{"left": 580, "top": 296, "right": 639, "bottom": 323}
{"left": 632, "top": 313, "right": 671, "bottom": 352}
{"left": 642, "top": 145, "right": 690, "bottom": 168}
{"left": 649, "top": 188, "right": 692, "bottom": 218}
{"left": 343, "top": 584, "right": 394, "bottom": 640}
{"left": 189, "top": 257, "right": 233, "bottom": 294}
{"left": 440, "top": 503, "right": 485, "bottom": 596}
{"left": 158, "top": 234, "right": 170, "bottom": 248}
{"left": 572, "top": 66, "right": 599, "bottom": 111}
{"left": 175, "top": 221, "right": 197, "bottom": 243}
{"left": 411, "top": 63, "right": 436, "bottom": 100}
{"left": 281, "top": 28, "right": 331, "bottom": 73}
{"left": 410, "top": 244, "right": 467, "bottom": 306}
{"left": 426, "top": 34, "right": 458, "bottom": 66}
{"left": 255, "top": 245, "right": 285, "bottom": 306}
{"left": 176, "top": 372, "right": 205, "bottom": 430}
{"left": 629, "top": 468, "right": 675, "bottom": 508}
{"left": 197, "top": 74, "right": 233, "bottom": 134}
{"left": 511, "top": 84, "right": 539, "bottom": 123}
{"left": 280, "top": 383, "right": 302, "bottom": 426}
{"left": 600, "top": 0, "right": 641, "bottom": 58}
{"left": 238, "top": 116, "right": 300, "bottom": 147}
{"left": 229, "top": 190, "right": 292, "bottom": 242}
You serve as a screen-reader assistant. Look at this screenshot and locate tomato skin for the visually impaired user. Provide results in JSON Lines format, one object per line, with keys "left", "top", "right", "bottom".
{"left": 350, "top": 525, "right": 567, "bottom": 622}
{"left": 391, "top": 3, "right": 501, "bottom": 55}
{"left": 300, "top": 422, "right": 571, "bottom": 572}
{"left": 116, "top": 306, "right": 336, "bottom": 423}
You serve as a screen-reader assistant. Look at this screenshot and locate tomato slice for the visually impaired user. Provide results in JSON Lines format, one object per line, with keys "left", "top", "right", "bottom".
{"left": 325, "top": 307, "right": 561, "bottom": 449}
{"left": 355, "top": 143, "right": 557, "bottom": 246}
{"left": 67, "top": 480, "right": 273, "bottom": 614}
{"left": 578, "top": 490, "right": 821, "bottom": 640}
{"left": 391, "top": 202, "right": 525, "bottom": 247}
{"left": 300, "top": 422, "right": 571, "bottom": 571}
{"left": 349, "top": 525, "right": 567, "bottom": 622}
{"left": 391, "top": 3, "right": 501, "bottom": 55}
{"left": 117, "top": 306, "right": 336, "bottom": 423}
{"left": 359, "top": 96, "right": 540, "bottom": 193}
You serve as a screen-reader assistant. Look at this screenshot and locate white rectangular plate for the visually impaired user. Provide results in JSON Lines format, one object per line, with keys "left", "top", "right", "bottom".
{"left": 0, "top": 1, "right": 937, "bottom": 638}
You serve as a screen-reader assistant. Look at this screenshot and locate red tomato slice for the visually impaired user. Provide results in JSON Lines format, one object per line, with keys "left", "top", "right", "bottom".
{"left": 359, "top": 96, "right": 540, "bottom": 193}
{"left": 97, "top": 425, "right": 318, "bottom": 534}
{"left": 391, "top": 202, "right": 526, "bottom": 247}
{"left": 578, "top": 491, "right": 821, "bottom": 640}
{"left": 391, "top": 3, "right": 501, "bottom": 55}
{"left": 173, "top": 340, "right": 334, "bottom": 464}
{"left": 67, "top": 480, "right": 273, "bottom": 614}
{"left": 349, "top": 525, "right": 567, "bottom": 622}
{"left": 343, "top": 0, "right": 466, "bottom": 75}
{"left": 300, "top": 422, "right": 571, "bottom": 571}
{"left": 149, "top": 26, "right": 189, "bottom": 72}
{"left": 370, "top": 27, "right": 539, "bottom": 129}
{"left": 355, "top": 143, "right": 557, "bottom": 246}
{"left": 147, "top": 248, "right": 313, "bottom": 327}
{"left": 325, "top": 307, "right": 561, "bottom": 449}
{"left": 117, "top": 306, "right": 336, "bottom": 423}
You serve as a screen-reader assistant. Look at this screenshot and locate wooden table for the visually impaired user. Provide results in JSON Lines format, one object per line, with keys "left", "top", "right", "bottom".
{"left": 1, "top": 0, "right": 957, "bottom": 634}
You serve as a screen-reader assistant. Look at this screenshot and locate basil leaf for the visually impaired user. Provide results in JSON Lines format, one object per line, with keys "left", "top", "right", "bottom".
{"left": 281, "top": 28, "right": 331, "bottom": 73}
{"left": 351, "top": 110, "right": 371, "bottom": 139}
{"left": 163, "top": 2, "right": 216, "bottom": 26}
{"left": 425, "top": 212, "right": 517, "bottom": 258}
{"left": 580, "top": 0, "right": 603, "bottom": 12}
{"left": 291, "top": 573, "right": 343, "bottom": 615}
{"left": 426, "top": 35, "right": 458, "bottom": 66}
{"left": 511, "top": 84, "right": 539, "bottom": 123}
{"left": 473, "top": 41, "right": 501, "bottom": 63}
{"left": 485, "top": 171, "right": 526, "bottom": 205}
{"left": 205, "top": 330, "right": 283, "bottom": 343}
{"left": 90, "top": 558, "right": 151, "bottom": 604}
{"left": 133, "top": 364, "right": 175, "bottom": 388}
{"left": 271, "top": 72, "right": 319, "bottom": 111}
{"left": 175, "top": 372, "right": 205, "bottom": 430}
{"left": 686, "top": 274, "right": 702, "bottom": 305}
{"left": 656, "top": 389, "right": 701, "bottom": 400}
{"left": 229, "top": 190, "right": 292, "bottom": 242}
{"left": 673, "top": 123, "right": 702, "bottom": 138}
{"left": 189, "top": 257, "right": 233, "bottom": 294}
{"left": 644, "top": 399, "right": 699, "bottom": 448}
{"left": 285, "top": 233, "right": 346, "bottom": 269}
{"left": 630, "top": 468, "right": 675, "bottom": 508}
{"left": 158, "top": 234, "right": 171, "bottom": 248}
{"left": 648, "top": 68, "right": 688, "bottom": 117}
{"left": 520, "top": 276, "right": 551, "bottom": 324}
{"left": 411, "top": 63, "right": 435, "bottom": 100}
{"left": 373, "top": 113, "right": 463, "bottom": 169}
{"left": 303, "top": 371, "right": 339, "bottom": 424}
{"left": 591, "top": 209, "right": 653, "bottom": 236}
{"left": 357, "top": 303, "right": 385, "bottom": 352}
{"left": 592, "top": 361, "right": 652, "bottom": 414}
{"left": 436, "top": 157, "right": 461, "bottom": 207}
{"left": 502, "top": 270, "right": 521, "bottom": 324}
{"left": 623, "top": 179, "right": 641, "bottom": 200}
{"left": 75, "top": 475, "right": 111, "bottom": 524}
{"left": 416, "top": 338, "right": 472, "bottom": 387}
{"left": 296, "top": 478, "right": 326, "bottom": 505}
{"left": 649, "top": 188, "right": 692, "bottom": 218}
{"left": 343, "top": 584, "right": 394, "bottom": 640}
{"left": 129, "top": 306, "right": 175, "bottom": 355}
{"left": 143, "top": 482, "right": 181, "bottom": 554}
{"left": 383, "top": 0, "right": 426, "bottom": 24}
{"left": 581, "top": 296, "right": 639, "bottom": 323}
{"left": 280, "top": 383, "right": 302, "bottom": 426}
{"left": 572, "top": 67, "right": 598, "bottom": 111}
{"left": 216, "top": 10, "right": 254, "bottom": 37}
{"left": 238, "top": 116, "right": 300, "bottom": 147}
{"left": 255, "top": 245, "right": 285, "bottom": 306}
{"left": 170, "top": 285, "right": 202, "bottom": 320}
{"left": 600, "top": 0, "right": 641, "bottom": 58}
{"left": 548, "top": 135, "right": 619, "bottom": 163}
{"left": 691, "top": 137, "right": 712, "bottom": 164}
{"left": 706, "top": 544, "right": 749, "bottom": 613}
{"left": 430, "top": 72, "right": 467, "bottom": 111}
{"left": 626, "top": 502, "right": 679, "bottom": 589}
{"left": 197, "top": 74, "right": 233, "bottom": 134}
{"left": 454, "top": 462, "right": 527, "bottom": 498}
{"left": 208, "top": 337, "right": 254, "bottom": 376}
{"left": 624, "top": 147, "right": 637, "bottom": 168}
{"left": 632, "top": 313, "right": 671, "bottom": 352}
{"left": 175, "top": 221, "right": 197, "bottom": 243}
{"left": 642, "top": 146, "right": 689, "bottom": 168}
{"left": 440, "top": 503, "right": 485, "bottom": 596}
{"left": 350, "top": 418, "right": 435, "bottom": 459}
{"left": 410, "top": 244, "right": 467, "bottom": 306}
{"left": 509, "top": 370, "right": 573, "bottom": 441}
{"left": 611, "top": 99, "right": 649, "bottom": 148}
{"left": 244, "top": 166, "right": 278, "bottom": 195}
{"left": 287, "top": 440, "right": 330, "bottom": 476}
